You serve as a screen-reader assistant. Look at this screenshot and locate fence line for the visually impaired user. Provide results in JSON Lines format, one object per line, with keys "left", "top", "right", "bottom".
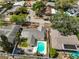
{"left": 0, "top": 53, "right": 58, "bottom": 59}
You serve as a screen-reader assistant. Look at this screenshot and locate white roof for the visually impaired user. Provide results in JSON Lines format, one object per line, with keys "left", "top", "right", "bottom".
{"left": 22, "top": 47, "right": 37, "bottom": 54}
{"left": 51, "top": 8, "right": 56, "bottom": 14}
{"left": 46, "top": 2, "right": 55, "bottom": 6}
{"left": 77, "top": 1, "right": 79, "bottom": 5}
{"left": 13, "top": 1, "right": 25, "bottom": 6}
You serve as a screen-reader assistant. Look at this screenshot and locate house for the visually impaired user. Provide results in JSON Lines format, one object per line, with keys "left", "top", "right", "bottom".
{"left": 50, "top": 29, "right": 79, "bottom": 51}
{"left": 45, "top": 6, "right": 57, "bottom": 15}
{"left": 46, "top": 2, "right": 55, "bottom": 7}
{"left": 7, "top": 25, "right": 21, "bottom": 43}
{"left": 0, "top": 25, "right": 21, "bottom": 44}
{"left": 2, "top": 0, "right": 23, "bottom": 3}
{"left": 21, "top": 28, "right": 45, "bottom": 47}
{"left": 45, "top": 2, "right": 56, "bottom": 15}
{"left": 66, "top": 5, "right": 79, "bottom": 16}
{"left": 13, "top": 1, "right": 25, "bottom": 6}
{"left": 3, "top": 1, "right": 25, "bottom": 15}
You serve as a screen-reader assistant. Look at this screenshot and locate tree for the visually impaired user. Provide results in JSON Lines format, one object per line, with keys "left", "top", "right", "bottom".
{"left": 19, "top": 38, "right": 28, "bottom": 47}
{"left": 0, "top": 14, "right": 3, "bottom": 19}
{"left": 32, "top": 1, "right": 45, "bottom": 17}
{"left": 50, "top": 12, "right": 79, "bottom": 36}
{"left": 49, "top": 48, "right": 58, "bottom": 58}
{"left": 0, "top": 20, "right": 4, "bottom": 27}
{"left": 16, "top": 7, "right": 28, "bottom": 14}
{"left": 15, "top": 28, "right": 23, "bottom": 44}
{"left": 0, "top": 35, "right": 14, "bottom": 52}
{"left": 10, "top": 14, "right": 26, "bottom": 25}
{"left": 2, "top": 2, "right": 13, "bottom": 9}
{"left": 55, "top": 0, "right": 77, "bottom": 11}
{"left": 76, "top": 32, "right": 79, "bottom": 40}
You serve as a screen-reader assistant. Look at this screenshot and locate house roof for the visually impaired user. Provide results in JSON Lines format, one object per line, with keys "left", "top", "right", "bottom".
{"left": 51, "top": 8, "right": 57, "bottom": 14}
{"left": 13, "top": 1, "right": 25, "bottom": 6}
{"left": 50, "top": 29, "right": 79, "bottom": 51}
{"left": 7, "top": 25, "right": 21, "bottom": 43}
{"left": 0, "top": 25, "right": 21, "bottom": 43}
{"left": 0, "top": 30, "right": 5, "bottom": 36}
{"left": 21, "top": 28, "right": 45, "bottom": 46}
{"left": 46, "top": 2, "right": 55, "bottom": 7}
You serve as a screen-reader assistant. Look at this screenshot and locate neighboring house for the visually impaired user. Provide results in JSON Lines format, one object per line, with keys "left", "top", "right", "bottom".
{"left": 21, "top": 28, "right": 45, "bottom": 47}
{"left": 45, "top": 2, "right": 56, "bottom": 15}
{"left": 45, "top": 6, "right": 51, "bottom": 15}
{"left": 7, "top": 25, "right": 21, "bottom": 43}
{"left": 2, "top": 0, "right": 23, "bottom": 3}
{"left": 0, "top": 25, "right": 21, "bottom": 44}
{"left": 66, "top": 5, "right": 79, "bottom": 16}
{"left": 7, "top": 5, "right": 21, "bottom": 13}
{"left": 13, "top": 1, "right": 25, "bottom": 6}
{"left": 45, "top": 6, "right": 57, "bottom": 15}
{"left": 46, "top": 2, "right": 55, "bottom": 7}
{"left": 4, "top": 1, "right": 25, "bottom": 15}
{"left": 50, "top": 29, "right": 79, "bottom": 51}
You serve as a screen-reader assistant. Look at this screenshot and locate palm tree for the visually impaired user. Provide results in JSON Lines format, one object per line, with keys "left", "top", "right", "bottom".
{"left": 0, "top": 35, "right": 14, "bottom": 52}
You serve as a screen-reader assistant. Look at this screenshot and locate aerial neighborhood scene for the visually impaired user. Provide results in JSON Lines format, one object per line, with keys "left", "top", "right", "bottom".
{"left": 0, "top": 0, "right": 79, "bottom": 59}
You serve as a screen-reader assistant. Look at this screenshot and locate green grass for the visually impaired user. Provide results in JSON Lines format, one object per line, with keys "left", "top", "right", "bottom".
{"left": 19, "top": 38, "right": 28, "bottom": 47}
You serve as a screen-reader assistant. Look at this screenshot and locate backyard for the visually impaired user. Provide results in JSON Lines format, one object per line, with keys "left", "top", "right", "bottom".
{"left": 19, "top": 38, "right": 28, "bottom": 48}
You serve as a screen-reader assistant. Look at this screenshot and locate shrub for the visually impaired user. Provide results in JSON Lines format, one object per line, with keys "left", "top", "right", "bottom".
{"left": 49, "top": 48, "right": 58, "bottom": 58}
{"left": 19, "top": 38, "right": 28, "bottom": 47}
{"left": 10, "top": 14, "right": 27, "bottom": 25}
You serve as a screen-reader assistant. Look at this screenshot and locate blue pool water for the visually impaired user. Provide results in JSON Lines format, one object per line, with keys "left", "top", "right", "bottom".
{"left": 37, "top": 41, "right": 45, "bottom": 53}
{"left": 70, "top": 51, "right": 79, "bottom": 59}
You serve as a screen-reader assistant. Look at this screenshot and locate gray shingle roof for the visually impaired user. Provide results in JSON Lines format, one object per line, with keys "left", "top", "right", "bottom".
{"left": 7, "top": 25, "right": 21, "bottom": 43}
{"left": 50, "top": 29, "right": 79, "bottom": 51}
{"left": 21, "top": 29, "right": 45, "bottom": 47}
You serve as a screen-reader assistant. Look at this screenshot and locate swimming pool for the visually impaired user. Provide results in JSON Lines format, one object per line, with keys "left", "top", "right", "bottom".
{"left": 37, "top": 41, "right": 47, "bottom": 55}
{"left": 70, "top": 51, "right": 79, "bottom": 59}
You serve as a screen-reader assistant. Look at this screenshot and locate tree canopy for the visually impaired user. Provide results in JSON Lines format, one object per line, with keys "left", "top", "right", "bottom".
{"left": 2, "top": 2, "right": 13, "bottom": 9}
{"left": 49, "top": 48, "right": 58, "bottom": 58}
{"left": 0, "top": 35, "right": 13, "bottom": 52}
{"left": 0, "top": 20, "right": 4, "bottom": 27}
{"left": 16, "top": 7, "right": 28, "bottom": 14}
{"left": 10, "top": 14, "right": 26, "bottom": 24}
{"left": 55, "top": 0, "right": 78, "bottom": 11}
{"left": 32, "top": 1, "right": 45, "bottom": 17}
{"left": 32, "top": 1, "right": 45, "bottom": 11}
{"left": 50, "top": 12, "right": 79, "bottom": 36}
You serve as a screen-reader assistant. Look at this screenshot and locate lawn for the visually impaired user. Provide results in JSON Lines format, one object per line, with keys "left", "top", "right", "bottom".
{"left": 19, "top": 38, "right": 28, "bottom": 48}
